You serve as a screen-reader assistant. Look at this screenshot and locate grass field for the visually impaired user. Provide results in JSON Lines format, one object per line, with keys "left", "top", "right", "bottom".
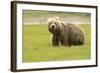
{"left": 22, "top": 24, "right": 91, "bottom": 63}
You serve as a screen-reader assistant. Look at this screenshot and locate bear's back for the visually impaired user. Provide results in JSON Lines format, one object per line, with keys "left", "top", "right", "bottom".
{"left": 65, "top": 23, "right": 85, "bottom": 45}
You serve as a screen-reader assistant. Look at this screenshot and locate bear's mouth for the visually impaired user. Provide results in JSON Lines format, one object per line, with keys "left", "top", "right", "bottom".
{"left": 49, "top": 27, "right": 60, "bottom": 35}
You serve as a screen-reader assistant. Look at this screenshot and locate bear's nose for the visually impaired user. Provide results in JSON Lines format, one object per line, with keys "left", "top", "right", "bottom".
{"left": 52, "top": 25, "right": 55, "bottom": 29}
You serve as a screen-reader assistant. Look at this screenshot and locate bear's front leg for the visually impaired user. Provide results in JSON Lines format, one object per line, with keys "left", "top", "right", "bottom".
{"left": 60, "top": 36, "right": 68, "bottom": 46}
{"left": 52, "top": 35, "right": 59, "bottom": 46}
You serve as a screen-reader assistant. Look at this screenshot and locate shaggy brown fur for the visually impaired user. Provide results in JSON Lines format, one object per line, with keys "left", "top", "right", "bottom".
{"left": 47, "top": 17, "right": 85, "bottom": 46}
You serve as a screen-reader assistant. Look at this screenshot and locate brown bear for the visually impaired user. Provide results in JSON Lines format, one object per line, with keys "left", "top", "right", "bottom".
{"left": 47, "top": 17, "right": 85, "bottom": 46}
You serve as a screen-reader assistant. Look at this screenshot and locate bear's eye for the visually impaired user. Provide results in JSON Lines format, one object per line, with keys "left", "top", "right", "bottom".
{"left": 49, "top": 22, "right": 52, "bottom": 24}
{"left": 54, "top": 22, "right": 57, "bottom": 25}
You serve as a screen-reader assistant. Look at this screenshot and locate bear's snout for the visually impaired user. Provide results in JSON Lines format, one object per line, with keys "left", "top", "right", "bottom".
{"left": 52, "top": 25, "right": 55, "bottom": 29}
{"left": 51, "top": 23, "right": 56, "bottom": 29}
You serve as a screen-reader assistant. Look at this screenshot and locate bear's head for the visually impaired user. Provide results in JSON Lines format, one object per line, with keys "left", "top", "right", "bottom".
{"left": 47, "top": 17, "right": 63, "bottom": 35}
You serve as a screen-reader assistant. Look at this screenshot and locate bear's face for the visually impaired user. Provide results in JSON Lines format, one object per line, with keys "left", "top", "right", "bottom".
{"left": 47, "top": 17, "right": 62, "bottom": 35}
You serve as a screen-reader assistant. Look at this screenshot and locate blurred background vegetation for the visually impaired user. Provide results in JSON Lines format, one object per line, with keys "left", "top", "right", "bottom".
{"left": 23, "top": 10, "right": 91, "bottom": 25}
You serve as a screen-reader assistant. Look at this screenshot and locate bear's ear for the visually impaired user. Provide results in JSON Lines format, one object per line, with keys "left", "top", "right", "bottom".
{"left": 54, "top": 16, "right": 59, "bottom": 20}
{"left": 47, "top": 18, "right": 52, "bottom": 24}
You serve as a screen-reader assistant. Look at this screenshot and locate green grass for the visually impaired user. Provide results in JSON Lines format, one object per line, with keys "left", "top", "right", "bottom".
{"left": 22, "top": 24, "right": 91, "bottom": 63}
